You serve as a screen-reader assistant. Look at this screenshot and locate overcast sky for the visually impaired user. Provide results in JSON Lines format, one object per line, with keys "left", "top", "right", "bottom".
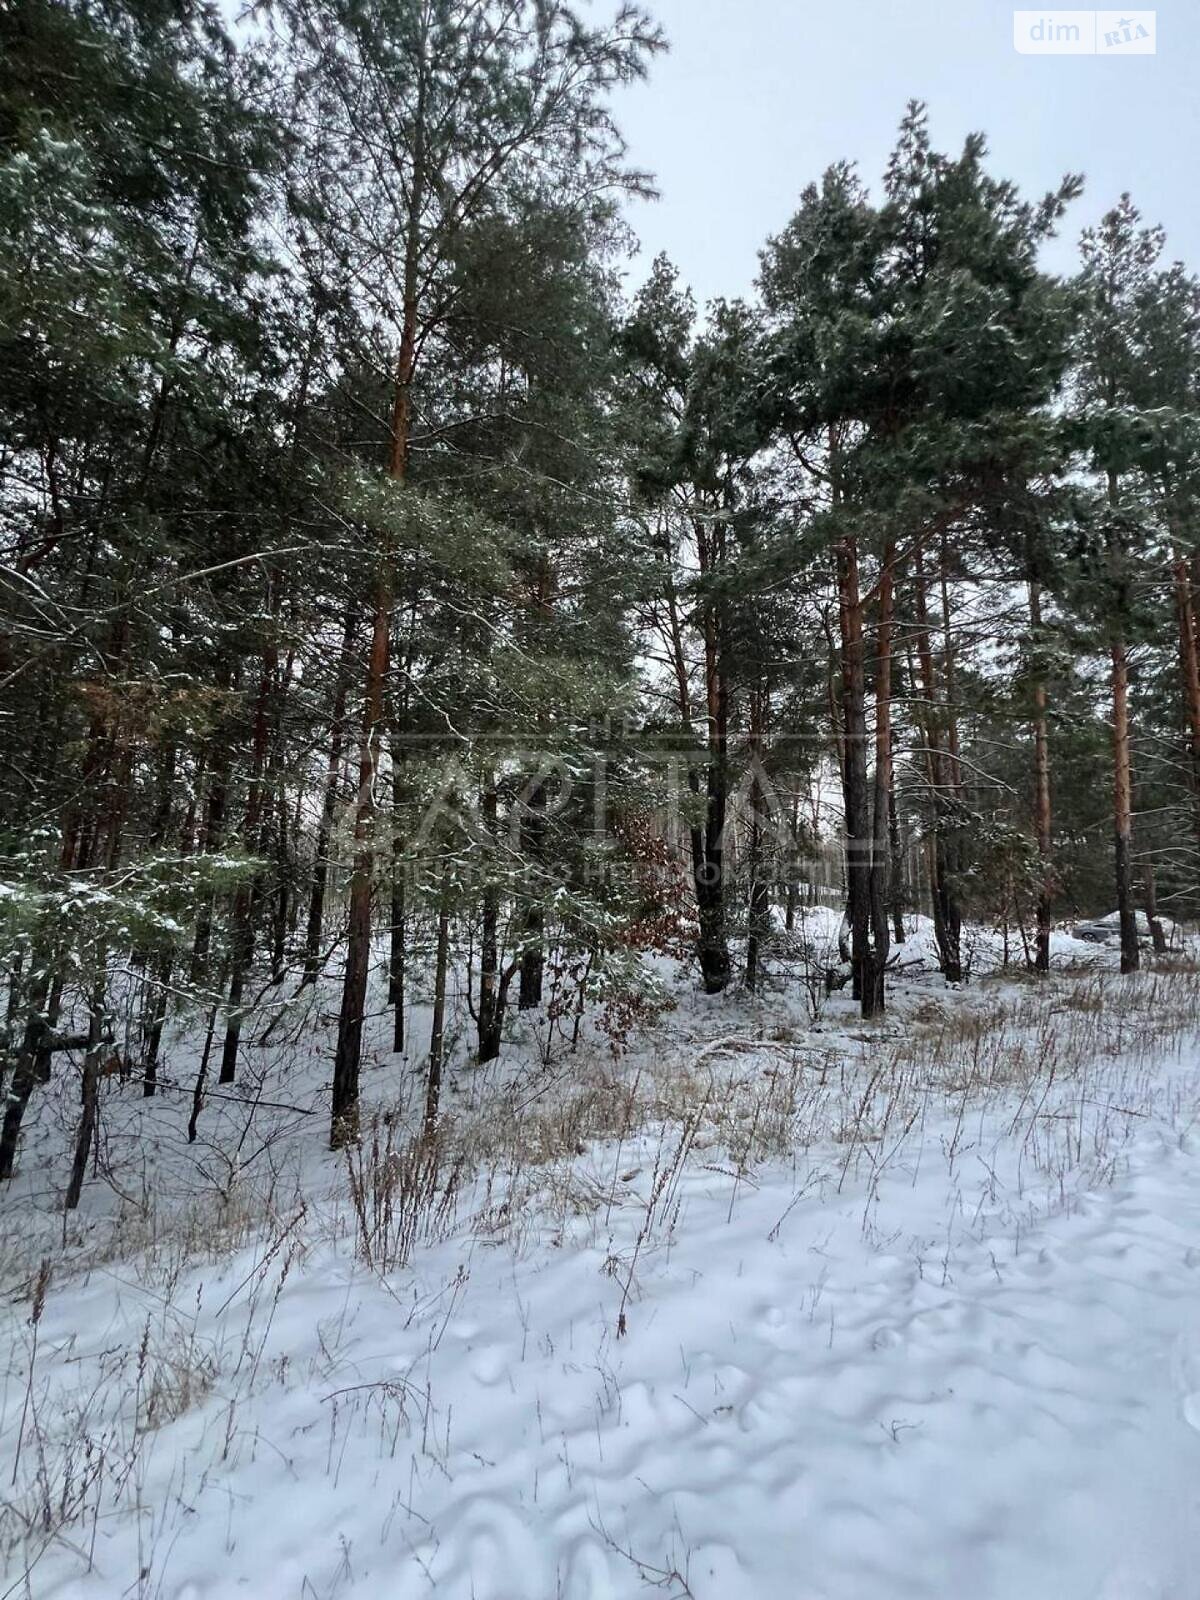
{"left": 614, "top": 0, "right": 1198, "bottom": 308}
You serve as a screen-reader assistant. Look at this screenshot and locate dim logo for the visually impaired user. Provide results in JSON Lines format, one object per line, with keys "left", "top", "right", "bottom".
{"left": 1013, "top": 10, "right": 1156, "bottom": 54}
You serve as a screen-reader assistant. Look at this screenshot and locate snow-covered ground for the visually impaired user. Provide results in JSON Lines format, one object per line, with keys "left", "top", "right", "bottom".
{"left": 5, "top": 920, "right": 1200, "bottom": 1599}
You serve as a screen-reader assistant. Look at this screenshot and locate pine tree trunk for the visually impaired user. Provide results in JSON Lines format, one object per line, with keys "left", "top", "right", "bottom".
{"left": 389, "top": 733, "right": 407, "bottom": 1053}
{"left": 478, "top": 782, "right": 503, "bottom": 1062}
{"left": 1111, "top": 634, "right": 1140, "bottom": 974}
{"left": 1029, "top": 581, "right": 1053, "bottom": 974}
{"left": 64, "top": 981, "right": 106, "bottom": 1212}
{"left": 219, "top": 628, "right": 277, "bottom": 1086}
{"left": 0, "top": 973, "right": 50, "bottom": 1181}
{"left": 331, "top": 590, "right": 392, "bottom": 1147}
{"left": 696, "top": 516, "right": 732, "bottom": 995}
{"left": 518, "top": 778, "right": 545, "bottom": 1011}
{"left": 187, "top": 998, "right": 221, "bottom": 1145}
{"left": 938, "top": 539, "right": 966, "bottom": 977}
{"left": 34, "top": 973, "right": 64, "bottom": 1084}
{"left": 389, "top": 870, "right": 407, "bottom": 1054}
{"left": 1, "top": 954, "right": 23, "bottom": 1103}
{"left": 785, "top": 792, "right": 801, "bottom": 933}
{"left": 388, "top": 590, "right": 420, "bottom": 1051}
{"left": 271, "top": 784, "right": 290, "bottom": 976}
{"left": 331, "top": 279, "right": 417, "bottom": 1147}
{"left": 1142, "top": 859, "right": 1168, "bottom": 954}
{"left": 696, "top": 770, "right": 731, "bottom": 991}
{"left": 142, "top": 790, "right": 199, "bottom": 1096}
{"left": 912, "top": 552, "right": 963, "bottom": 983}
{"left": 304, "top": 601, "right": 359, "bottom": 984}
{"left": 190, "top": 707, "right": 232, "bottom": 984}
{"left": 1171, "top": 546, "right": 1200, "bottom": 849}
{"left": 424, "top": 872, "right": 451, "bottom": 1140}
{"left": 141, "top": 949, "right": 172, "bottom": 1098}
{"left": 867, "top": 543, "right": 896, "bottom": 1008}
{"left": 887, "top": 730, "right": 906, "bottom": 944}
{"left": 744, "top": 683, "right": 769, "bottom": 993}
{"left": 1104, "top": 469, "right": 1139, "bottom": 975}
{"left": 836, "top": 534, "right": 880, "bottom": 1016}
{"left": 664, "top": 549, "right": 729, "bottom": 991}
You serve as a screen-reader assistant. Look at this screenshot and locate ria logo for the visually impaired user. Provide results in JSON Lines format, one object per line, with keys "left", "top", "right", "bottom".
{"left": 1099, "top": 11, "right": 1154, "bottom": 48}
{"left": 1013, "top": 10, "right": 1156, "bottom": 54}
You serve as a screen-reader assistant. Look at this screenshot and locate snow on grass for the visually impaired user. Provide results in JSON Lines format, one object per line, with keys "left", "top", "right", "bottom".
{"left": 4, "top": 934, "right": 1200, "bottom": 1597}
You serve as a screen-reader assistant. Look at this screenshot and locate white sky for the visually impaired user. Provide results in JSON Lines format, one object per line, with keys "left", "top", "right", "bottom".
{"left": 614, "top": 0, "right": 1198, "bottom": 307}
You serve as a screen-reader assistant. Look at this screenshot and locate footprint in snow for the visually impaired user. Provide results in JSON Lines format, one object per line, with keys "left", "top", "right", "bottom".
{"left": 1170, "top": 1328, "right": 1200, "bottom": 1433}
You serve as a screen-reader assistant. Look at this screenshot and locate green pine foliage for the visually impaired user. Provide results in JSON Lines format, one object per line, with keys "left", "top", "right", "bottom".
{"left": 2, "top": 10, "right": 1198, "bottom": 1180}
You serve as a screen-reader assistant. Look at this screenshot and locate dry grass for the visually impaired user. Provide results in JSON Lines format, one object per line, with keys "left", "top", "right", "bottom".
{"left": 343, "top": 1117, "right": 465, "bottom": 1272}
{"left": 324, "top": 966, "right": 1200, "bottom": 1263}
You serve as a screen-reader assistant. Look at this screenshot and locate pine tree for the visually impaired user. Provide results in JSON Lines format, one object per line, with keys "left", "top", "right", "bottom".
{"left": 760, "top": 105, "right": 1079, "bottom": 1008}
{"left": 1072, "top": 198, "right": 1172, "bottom": 973}
{"left": 279, "top": 0, "right": 661, "bottom": 1143}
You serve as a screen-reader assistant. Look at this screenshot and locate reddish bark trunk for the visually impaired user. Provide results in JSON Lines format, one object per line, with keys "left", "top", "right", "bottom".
{"left": 1172, "top": 547, "right": 1200, "bottom": 849}
{"left": 868, "top": 543, "right": 896, "bottom": 994}
{"left": 1028, "top": 582, "right": 1053, "bottom": 973}
{"left": 1111, "top": 635, "right": 1140, "bottom": 974}
{"left": 331, "top": 279, "right": 417, "bottom": 1146}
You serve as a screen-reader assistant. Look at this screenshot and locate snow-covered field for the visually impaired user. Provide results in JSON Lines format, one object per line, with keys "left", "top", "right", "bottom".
{"left": 5, "top": 919, "right": 1200, "bottom": 1599}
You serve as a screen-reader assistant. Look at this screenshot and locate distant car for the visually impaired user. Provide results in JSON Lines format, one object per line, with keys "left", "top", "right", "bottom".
{"left": 1072, "top": 910, "right": 1175, "bottom": 945}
